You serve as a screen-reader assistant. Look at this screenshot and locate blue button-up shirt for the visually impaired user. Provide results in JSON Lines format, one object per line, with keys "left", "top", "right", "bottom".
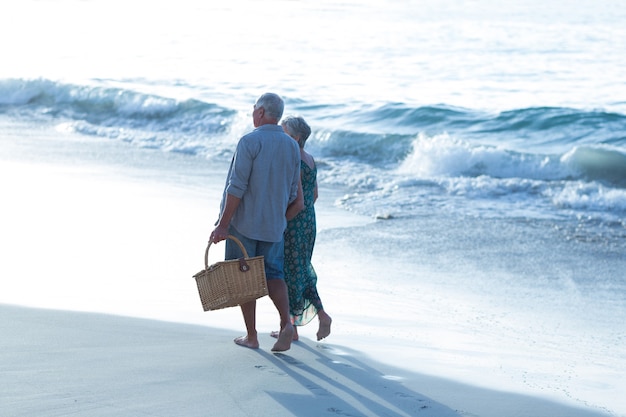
{"left": 221, "top": 124, "right": 300, "bottom": 242}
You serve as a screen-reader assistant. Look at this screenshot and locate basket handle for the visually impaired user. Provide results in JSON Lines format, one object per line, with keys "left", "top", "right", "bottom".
{"left": 204, "top": 235, "right": 251, "bottom": 271}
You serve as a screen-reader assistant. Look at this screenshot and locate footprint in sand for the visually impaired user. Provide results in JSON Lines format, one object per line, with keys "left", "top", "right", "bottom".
{"left": 273, "top": 352, "right": 305, "bottom": 367}
{"left": 254, "top": 365, "right": 285, "bottom": 376}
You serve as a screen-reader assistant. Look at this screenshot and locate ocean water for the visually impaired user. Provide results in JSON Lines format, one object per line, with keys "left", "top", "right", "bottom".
{"left": 1, "top": 0, "right": 625, "bottom": 415}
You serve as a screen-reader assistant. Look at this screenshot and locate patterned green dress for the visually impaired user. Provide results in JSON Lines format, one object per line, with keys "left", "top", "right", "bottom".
{"left": 284, "top": 160, "right": 323, "bottom": 326}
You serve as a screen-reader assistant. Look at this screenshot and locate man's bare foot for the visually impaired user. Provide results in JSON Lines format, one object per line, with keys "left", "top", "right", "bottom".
{"left": 271, "top": 324, "right": 294, "bottom": 352}
{"left": 317, "top": 316, "right": 332, "bottom": 341}
{"left": 270, "top": 327, "right": 299, "bottom": 341}
{"left": 234, "top": 335, "right": 259, "bottom": 349}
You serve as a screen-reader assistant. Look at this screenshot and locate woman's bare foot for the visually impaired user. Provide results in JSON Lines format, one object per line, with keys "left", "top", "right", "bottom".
{"left": 317, "top": 314, "right": 332, "bottom": 341}
{"left": 234, "top": 335, "right": 259, "bottom": 349}
{"left": 270, "top": 326, "right": 299, "bottom": 341}
{"left": 271, "top": 323, "right": 294, "bottom": 351}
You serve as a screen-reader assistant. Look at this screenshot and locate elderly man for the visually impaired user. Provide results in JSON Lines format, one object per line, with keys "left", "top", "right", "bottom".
{"left": 210, "top": 92, "right": 303, "bottom": 352}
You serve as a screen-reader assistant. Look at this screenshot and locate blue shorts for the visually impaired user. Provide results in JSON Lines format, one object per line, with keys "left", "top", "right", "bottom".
{"left": 226, "top": 227, "right": 285, "bottom": 280}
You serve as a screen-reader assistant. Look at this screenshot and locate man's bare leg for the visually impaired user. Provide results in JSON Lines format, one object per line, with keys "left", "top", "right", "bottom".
{"left": 234, "top": 300, "right": 259, "bottom": 349}
{"left": 267, "top": 279, "right": 294, "bottom": 351}
{"left": 271, "top": 325, "right": 299, "bottom": 341}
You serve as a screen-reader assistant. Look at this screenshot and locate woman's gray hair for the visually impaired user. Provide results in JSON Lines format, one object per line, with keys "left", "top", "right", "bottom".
{"left": 255, "top": 92, "right": 284, "bottom": 121}
{"left": 282, "top": 115, "right": 311, "bottom": 148}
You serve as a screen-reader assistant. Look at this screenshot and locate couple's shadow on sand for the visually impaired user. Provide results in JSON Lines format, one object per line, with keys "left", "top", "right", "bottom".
{"left": 2, "top": 305, "right": 610, "bottom": 417}
{"left": 255, "top": 338, "right": 610, "bottom": 417}
{"left": 257, "top": 340, "right": 440, "bottom": 417}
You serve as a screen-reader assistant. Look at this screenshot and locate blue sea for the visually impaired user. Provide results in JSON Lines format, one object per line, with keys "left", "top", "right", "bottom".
{"left": 1, "top": 0, "right": 625, "bottom": 415}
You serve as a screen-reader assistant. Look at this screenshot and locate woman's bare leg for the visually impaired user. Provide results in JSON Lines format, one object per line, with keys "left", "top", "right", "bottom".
{"left": 316, "top": 309, "right": 332, "bottom": 341}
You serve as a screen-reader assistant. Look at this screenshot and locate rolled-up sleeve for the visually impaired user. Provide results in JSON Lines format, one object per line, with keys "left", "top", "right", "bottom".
{"left": 226, "top": 140, "right": 254, "bottom": 198}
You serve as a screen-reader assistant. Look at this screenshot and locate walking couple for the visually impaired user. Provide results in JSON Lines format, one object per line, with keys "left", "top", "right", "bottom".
{"left": 209, "top": 92, "right": 332, "bottom": 352}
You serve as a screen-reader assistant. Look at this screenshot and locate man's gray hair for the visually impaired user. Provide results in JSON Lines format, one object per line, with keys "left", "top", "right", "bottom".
{"left": 282, "top": 115, "right": 311, "bottom": 148}
{"left": 255, "top": 93, "right": 284, "bottom": 121}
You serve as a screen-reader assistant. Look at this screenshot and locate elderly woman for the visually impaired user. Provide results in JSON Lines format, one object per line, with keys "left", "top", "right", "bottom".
{"left": 273, "top": 115, "right": 332, "bottom": 341}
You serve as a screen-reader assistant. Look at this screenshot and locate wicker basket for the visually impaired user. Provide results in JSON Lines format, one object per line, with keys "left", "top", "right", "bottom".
{"left": 193, "top": 235, "right": 268, "bottom": 311}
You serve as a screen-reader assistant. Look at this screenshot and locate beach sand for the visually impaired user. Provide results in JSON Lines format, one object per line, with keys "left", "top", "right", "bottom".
{"left": 1, "top": 304, "right": 453, "bottom": 417}
{"left": 0, "top": 304, "right": 610, "bottom": 417}
{"left": 0, "top": 126, "right": 614, "bottom": 417}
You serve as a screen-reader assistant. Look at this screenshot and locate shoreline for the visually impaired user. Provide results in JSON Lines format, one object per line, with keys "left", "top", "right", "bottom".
{"left": 0, "top": 124, "right": 620, "bottom": 416}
